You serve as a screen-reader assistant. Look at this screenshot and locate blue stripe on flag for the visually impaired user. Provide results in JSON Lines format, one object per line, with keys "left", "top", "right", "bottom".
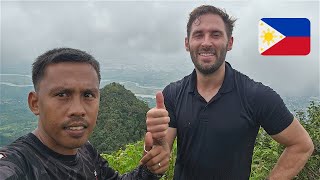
{"left": 261, "top": 18, "right": 310, "bottom": 37}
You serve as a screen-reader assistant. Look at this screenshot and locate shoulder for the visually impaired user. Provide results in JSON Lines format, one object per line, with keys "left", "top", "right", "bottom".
{"left": 163, "top": 72, "right": 193, "bottom": 98}
{"left": 0, "top": 134, "right": 32, "bottom": 160}
{"left": 233, "top": 69, "right": 277, "bottom": 99}
{"left": 233, "top": 69, "right": 263, "bottom": 92}
{"left": 232, "top": 68, "right": 286, "bottom": 117}
{"left": 0, "top": 135, "right": 32, "bottom": 178}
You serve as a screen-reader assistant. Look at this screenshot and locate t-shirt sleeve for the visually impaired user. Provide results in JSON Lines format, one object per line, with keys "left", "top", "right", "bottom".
{"left": 0, "top": 149, "right": 26, "bottom": 180}
{"left": 253, "top": 84, "right": 294, "bottom": 135}
{"left": 163, "top": 84, "right": 177, "bottom": 128}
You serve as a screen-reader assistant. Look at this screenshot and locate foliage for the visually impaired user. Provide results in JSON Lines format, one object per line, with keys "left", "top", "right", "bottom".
{"left": 250, "top": 129, "right": 284, "bottom": 179}
{"left": 238, "top": 100, "right": 319, "bottom": 179}
{"left": 294, "top": 101, "right": 320, "bottom": 179}
{"left": 101, "top": 141, "right": 145, "bottom": 173}
{"left": 102, "top": 101, "right": 320, "bottom": 179}
{"left": 102, "top": 140, "right": 177, "bottom": 180}
{"left": 89, "top": 82, "right": 149, "bottom": 153}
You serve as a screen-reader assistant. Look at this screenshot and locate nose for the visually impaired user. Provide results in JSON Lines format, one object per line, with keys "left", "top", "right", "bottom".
{"left": 68, "top": 97, "right": 86, "bottom": 117}
{"left": 201, "top": 35, "right": 213, "bottom": 48}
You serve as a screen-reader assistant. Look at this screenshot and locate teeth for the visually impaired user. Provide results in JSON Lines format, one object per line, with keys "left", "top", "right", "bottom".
{"left": 199, "top": 53, "right": 214, "bottom": 56}
{"left": 67, "top": 126, "right": 84, "bottom": 130}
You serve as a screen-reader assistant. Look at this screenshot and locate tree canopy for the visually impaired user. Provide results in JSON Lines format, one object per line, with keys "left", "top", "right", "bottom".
{"left": 89, "top": 82, "right": 149, "bottom": 153}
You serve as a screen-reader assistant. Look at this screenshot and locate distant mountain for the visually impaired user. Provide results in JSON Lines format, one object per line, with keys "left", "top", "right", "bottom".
{"left": 0, "top": 84, "right": 35, "bottom": 147}
{"left": 89, "top": 82, "right": 149, "bottom": 153}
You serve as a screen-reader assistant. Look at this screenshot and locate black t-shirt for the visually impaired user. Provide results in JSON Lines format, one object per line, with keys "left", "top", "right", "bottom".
{"left": 163, "top": 62, "right": 293, "bottom": 180}
{"left": 0, "top": 133, "right": 160, "bottom": 180}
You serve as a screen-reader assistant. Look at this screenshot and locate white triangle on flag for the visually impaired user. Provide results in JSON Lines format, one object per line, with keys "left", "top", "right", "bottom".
{"left": 258, "top": 19, "right": 285, "bottom": 54}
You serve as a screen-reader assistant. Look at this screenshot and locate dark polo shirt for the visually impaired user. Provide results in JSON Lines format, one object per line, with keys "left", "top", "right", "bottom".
{"left": 163, "top": 62, "right": 293, "bottom": 180}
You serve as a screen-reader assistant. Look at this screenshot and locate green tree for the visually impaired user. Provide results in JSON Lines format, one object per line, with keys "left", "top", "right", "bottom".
{"left": 89, "top": 82, "right": 149, "bottom": 153}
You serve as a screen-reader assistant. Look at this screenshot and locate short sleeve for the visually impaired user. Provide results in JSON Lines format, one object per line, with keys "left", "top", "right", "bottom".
{"left": 253, "top": 84, "right": 294, "bottom": 135}
{"left": 0, "top": 149, "right": 26, "bottom": 179}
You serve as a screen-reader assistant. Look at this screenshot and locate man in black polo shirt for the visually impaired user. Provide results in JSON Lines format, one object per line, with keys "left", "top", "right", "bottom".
{"left": 0, "top": 48, "right": 170, "bottom": 179}
{"left": 157, "top": 5, "right": 314, "bottom": 179}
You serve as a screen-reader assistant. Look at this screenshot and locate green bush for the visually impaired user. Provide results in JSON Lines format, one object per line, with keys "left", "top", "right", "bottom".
{"left": 101, "top": 141, "right": 144, "bottom": 173}
{"left": 101, "top": 140, "right": 177, "bottom": 180}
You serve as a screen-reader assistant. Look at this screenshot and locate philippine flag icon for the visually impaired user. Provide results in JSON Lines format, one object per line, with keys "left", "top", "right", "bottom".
{"left": 259, "top": 18, "right": 310, "bottom": 56}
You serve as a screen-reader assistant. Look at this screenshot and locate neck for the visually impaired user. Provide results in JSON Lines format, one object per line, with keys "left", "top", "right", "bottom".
{"left": 32, "top": 127, "right": 77, "bottom": 155}
{"left": 195, "top": 62, "right": 226, "bottom": 102}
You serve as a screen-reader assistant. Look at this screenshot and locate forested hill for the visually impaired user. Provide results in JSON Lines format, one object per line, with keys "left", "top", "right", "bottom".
{"left": 89, "top": 82, "right": 149, "bottom": 153}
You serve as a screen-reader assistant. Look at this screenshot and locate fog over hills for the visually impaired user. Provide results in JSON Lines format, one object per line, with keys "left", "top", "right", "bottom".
{"left": 1, "top": 0, "right": 319, "bottom": 98}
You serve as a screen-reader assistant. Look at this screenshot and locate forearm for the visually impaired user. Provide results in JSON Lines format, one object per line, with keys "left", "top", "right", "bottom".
{"left": 268, "top": 145, "right": 313, "bottom": 179}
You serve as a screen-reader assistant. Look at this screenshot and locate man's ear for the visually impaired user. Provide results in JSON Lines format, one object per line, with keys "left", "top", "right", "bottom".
{"left": 185, "top": 37, "right": 190, "bottom": 52}
{"left": 28, "top": 91, "right": 39, "bottom": 116}
{"left": 227, "top": 36, "right": 234, "bottom": 51}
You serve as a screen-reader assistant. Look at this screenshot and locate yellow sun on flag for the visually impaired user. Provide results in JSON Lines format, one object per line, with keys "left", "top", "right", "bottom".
{"left": 258, "top": 19, "right": 285, "bottom": 54}
{"left": 260, "top": 28, "right": 278, "bottom": 46}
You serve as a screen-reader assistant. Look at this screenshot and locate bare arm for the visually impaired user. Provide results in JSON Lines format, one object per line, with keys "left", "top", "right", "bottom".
{"left": 166, "top": 127, "right": 177, "bottom": 152}
{"left": 267, "top": 118, "right": 314, "bottom": 179}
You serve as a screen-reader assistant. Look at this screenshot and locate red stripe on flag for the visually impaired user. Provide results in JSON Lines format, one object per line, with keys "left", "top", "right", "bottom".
{"left": 262, "top": 37, "right": 310, "bottom": 55}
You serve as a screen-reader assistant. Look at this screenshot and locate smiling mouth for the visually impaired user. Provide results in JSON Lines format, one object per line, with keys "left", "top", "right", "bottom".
{"left": 65, "top": 126, "right": 86, "bottom": 130}
{"left": 64, "top": 123, "right": 88, "bottom": 131}
{"left": 198, "top": 52, "right": 215, "bottom": 56}
{"left": 64, "top": 125, "right": 88, "bottom": 138}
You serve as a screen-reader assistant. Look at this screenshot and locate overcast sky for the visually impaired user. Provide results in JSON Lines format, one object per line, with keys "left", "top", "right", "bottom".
{"left": 1, "top": 0, "right": 319, "bottom": 97}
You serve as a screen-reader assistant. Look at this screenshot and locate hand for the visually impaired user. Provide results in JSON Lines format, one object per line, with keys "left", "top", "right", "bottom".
{"left": 146, "top": 91, "right": 170, "bottom": 142}
{"left": 140, "top": 132, "right": 170, "bottom": 174}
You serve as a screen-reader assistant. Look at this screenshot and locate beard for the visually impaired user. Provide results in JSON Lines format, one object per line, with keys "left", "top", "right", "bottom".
{"left": 190, "top": 44, "right": 228, "bottom": 75}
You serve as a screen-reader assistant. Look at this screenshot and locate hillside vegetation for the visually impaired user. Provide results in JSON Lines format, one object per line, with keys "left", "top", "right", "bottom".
{"left": 89, "top": 82, "right": 149, "bottom": 153}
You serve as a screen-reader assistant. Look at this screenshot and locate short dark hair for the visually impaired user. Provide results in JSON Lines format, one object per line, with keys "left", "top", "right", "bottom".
{"left": 187, "top": 5, "right": 237, "bottom": 39}
{"left": 32, "top": 47, "right": 101, "bottom": 91}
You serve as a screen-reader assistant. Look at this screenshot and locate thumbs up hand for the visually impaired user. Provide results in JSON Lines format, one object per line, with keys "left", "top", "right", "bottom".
{"left": 146, "top": 91, "right": 170, "bottom": 142}
{"left": 141, "top": 92, "right": 170, "bottom": 174}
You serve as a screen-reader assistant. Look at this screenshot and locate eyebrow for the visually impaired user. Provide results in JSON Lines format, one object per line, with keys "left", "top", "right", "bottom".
{"left": 84, "top": 88, "right": 100, "bottom": 94}
{"left": 192, "top": 30, "right": 203, "bottom": 35}
{"left": 212, "top": 30, "right": 222, "bottom": 33}
{"left": 191, "top": 29, "right": 223, "bottom": 35}
{"left": 49, "top": 87, "right": 99, "bottom": 94}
